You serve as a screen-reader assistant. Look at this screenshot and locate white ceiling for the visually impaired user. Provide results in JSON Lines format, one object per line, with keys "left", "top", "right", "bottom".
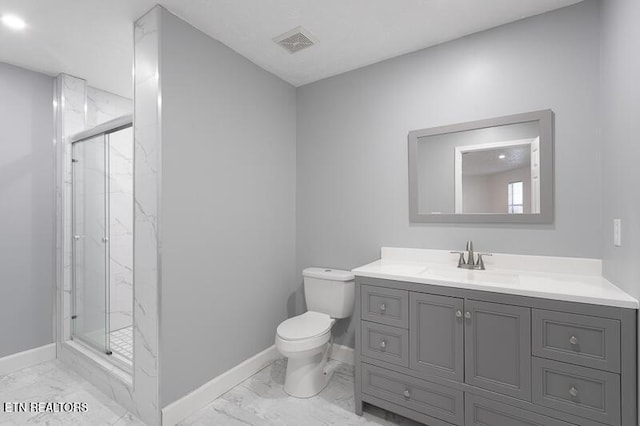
{"left": 463, "top": 145, "right": 531, "bottom": 176}
{"left": 0, "top": 0, "right": 583, "bottom": 98}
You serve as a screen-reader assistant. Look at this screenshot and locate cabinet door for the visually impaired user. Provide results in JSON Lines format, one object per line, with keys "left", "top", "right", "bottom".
{"left": 410, "top": 292, "right": 464, "bottom": 382}
{"left": 464, "top": 299, "right": 531, "bottom": 401}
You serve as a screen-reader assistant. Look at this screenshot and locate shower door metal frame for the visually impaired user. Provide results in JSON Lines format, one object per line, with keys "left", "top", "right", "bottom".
{"left": 70, "top": 115, "right": 133, "bottom": 359}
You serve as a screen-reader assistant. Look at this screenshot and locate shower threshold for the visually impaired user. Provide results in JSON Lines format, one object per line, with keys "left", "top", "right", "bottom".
{"left": 70, "top": 326, "right": 133, "bottom": 375}
{"left": 64, "top": 338, "right": 133, "bottom": 385}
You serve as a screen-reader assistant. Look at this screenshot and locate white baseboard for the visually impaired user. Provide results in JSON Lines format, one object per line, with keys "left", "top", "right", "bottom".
{"left": 162, "top": 345, "right": 280, "bottom": 426}
{"left": 330, "top": 344, "right": 354, "bottom": 365}
{"left": 0, "top": 343, "right": 56, "bottom": 376}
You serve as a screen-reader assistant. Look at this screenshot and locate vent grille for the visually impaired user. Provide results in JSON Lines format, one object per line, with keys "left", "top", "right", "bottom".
{"left": 274, "top": 26, "right": 317, "bottom": 54}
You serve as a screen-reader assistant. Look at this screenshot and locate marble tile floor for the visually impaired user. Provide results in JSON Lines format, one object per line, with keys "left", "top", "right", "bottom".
{"left": 0, "top": 358, "right": 420, "bottom": 425}
{"left": 180, "top": 359, "right": 422, "bottom": 426}
{"left": 0, "top": 360, "right": 143, "bottom": 425}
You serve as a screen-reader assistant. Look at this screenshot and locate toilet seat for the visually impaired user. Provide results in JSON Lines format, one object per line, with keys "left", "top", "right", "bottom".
{"left": 277, "top": 311, "right": 332, "bottom": 341}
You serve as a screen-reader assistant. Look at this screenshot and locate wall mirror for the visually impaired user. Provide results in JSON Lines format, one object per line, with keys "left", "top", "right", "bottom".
{"left": 408, "top": 110, "right": 553, "bottom": 223}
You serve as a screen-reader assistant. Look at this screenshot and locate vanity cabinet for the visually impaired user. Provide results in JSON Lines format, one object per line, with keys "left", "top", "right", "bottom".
{"left": 354, "top": 276, "right": 637, "bottom": 426}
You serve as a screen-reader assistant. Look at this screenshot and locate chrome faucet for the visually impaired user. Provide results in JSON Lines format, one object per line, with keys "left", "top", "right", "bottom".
{"left": 451, "top": 241, "right": 492, "bottom": 270}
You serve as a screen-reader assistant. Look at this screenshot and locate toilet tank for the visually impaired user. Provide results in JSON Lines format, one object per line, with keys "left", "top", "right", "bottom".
{"left": 303, "top": 267, "right": 355, "bottom": 319}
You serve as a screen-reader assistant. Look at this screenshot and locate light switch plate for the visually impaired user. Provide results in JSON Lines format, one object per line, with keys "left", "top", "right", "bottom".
{"left": 614, "top": 219, "right": 622, "bottom": 247}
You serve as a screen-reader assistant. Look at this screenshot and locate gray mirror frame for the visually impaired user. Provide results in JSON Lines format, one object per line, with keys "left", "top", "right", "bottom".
{"left": 408, "top": 109, "right": 554, "bottom": 224}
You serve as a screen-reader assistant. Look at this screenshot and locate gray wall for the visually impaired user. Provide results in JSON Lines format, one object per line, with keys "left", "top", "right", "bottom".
{"left": 0, "top": 63, "right": 54, "bottom": 357}
{"left": 296, "top": 1, "right": 602, "bottom": 347}
{"left": 157, "top": 9, "right": 297, "bottom": 406}
{"left": 599, "top": 1, "right": 640, "bottom": 421}
{"left": 600, "top": 0, "right": 640, "bottom": 303}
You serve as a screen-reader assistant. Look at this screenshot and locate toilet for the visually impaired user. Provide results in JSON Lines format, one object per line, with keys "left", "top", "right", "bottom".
{"left": 275, "top": 267, "right": 355, "bottom": 398}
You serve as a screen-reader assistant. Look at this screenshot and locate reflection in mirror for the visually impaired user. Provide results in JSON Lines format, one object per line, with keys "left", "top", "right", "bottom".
{"left": 455, "top": 134, "right": 540, "bottom": 214}
{"left": 408, "top": 110, "right": 553, "bottom": 223}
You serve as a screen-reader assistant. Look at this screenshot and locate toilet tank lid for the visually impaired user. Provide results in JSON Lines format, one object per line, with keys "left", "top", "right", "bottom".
{"left": 303, "top": 267, "right": 355, "bottom": 281}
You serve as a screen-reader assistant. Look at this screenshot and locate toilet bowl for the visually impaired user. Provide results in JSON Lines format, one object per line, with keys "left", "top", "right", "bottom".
{"left": 276, "top": 311, "right": 336, "bottom": 397}
{"left": 275, "top": 268, "right": 355, "bottom": 398}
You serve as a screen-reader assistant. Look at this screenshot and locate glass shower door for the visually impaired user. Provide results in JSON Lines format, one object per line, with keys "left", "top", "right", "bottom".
{"left": 72, "top": 135, "right": 110, "bottom": 354}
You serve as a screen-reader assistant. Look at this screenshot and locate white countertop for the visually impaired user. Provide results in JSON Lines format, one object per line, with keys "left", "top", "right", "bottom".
{"left": 352, "top": 247, "right": 638, "bottom": 309}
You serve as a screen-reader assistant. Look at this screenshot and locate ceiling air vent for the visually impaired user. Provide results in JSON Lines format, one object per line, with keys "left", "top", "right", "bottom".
{"left": 274, "top": 26, "right": 317, "bottom": 54}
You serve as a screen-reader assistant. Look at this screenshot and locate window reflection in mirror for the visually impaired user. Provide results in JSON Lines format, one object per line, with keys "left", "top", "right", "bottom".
{"left": 507, "top": 181, "right": 524, "bottom": 214}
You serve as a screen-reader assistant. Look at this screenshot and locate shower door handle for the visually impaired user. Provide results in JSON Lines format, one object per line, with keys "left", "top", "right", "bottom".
{"left": 101, "top": 237, "right": 109, "bottom": 243}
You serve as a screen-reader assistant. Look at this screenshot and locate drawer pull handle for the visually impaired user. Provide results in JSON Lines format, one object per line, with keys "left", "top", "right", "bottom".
{"left": 464, "top": 311, "right": 472, "bottom": 319}
{"left": 403, "top": 389, "right": 410, "bottom": 398}
{"left": 380, "top": 340, "right": 387, "bottom": 351}
{"left": 569, "top": 335, "right": 578, "bottom": 345}
{"left": 569, "top": 386, "right": 578, "bottom": 397}
{"left": 455, "top": 310, "right": 462, "bottom": 318}
{"left": 379, "top": 303, "right": 386, "bottom": 313}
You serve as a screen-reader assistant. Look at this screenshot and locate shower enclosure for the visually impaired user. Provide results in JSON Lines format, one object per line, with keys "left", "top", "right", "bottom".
{"left": 70, "top": 115, "right": 134, "bottom": 369}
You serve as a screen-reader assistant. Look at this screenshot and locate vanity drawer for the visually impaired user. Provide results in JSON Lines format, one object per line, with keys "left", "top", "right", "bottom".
{"left": 361, "top": 285, "right": 408, "bottom": 328}
{"left": 466, "top": 394, "right": 578, "bottom": 426}
{"left": 532, "top": 309, "right": 620, "bottom": 372}
{"left": 361, "top": 321, "right": 409, "bottom": 367}
{"left": 532, "top": 357, "right": 620, "bottom": 425}
{"left": 361, "top": 362, "right": 463, "bottom": 425}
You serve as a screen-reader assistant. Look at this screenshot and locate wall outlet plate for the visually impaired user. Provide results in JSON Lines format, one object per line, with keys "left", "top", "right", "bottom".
{"left": 613, "top": 218, "right": 622, "bottom": 247}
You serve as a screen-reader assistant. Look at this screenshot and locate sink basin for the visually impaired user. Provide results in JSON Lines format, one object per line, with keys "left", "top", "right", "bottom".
{"left": 376, "top": 262, "right": 431, "bottom": 276}
{"left": 420, "top": 266, "right": 519, "bottom": 286}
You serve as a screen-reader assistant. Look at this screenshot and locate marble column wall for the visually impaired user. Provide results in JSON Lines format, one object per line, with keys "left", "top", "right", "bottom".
{"left": 132, "top": 6, "right": 162, "bottom": 425}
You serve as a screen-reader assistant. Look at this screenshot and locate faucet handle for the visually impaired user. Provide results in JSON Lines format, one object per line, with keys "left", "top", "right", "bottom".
{"left": 477, "top": 253, "right": 492, "bottom": 270}
{"left": 450, "top": 251, "right": 466, "bottom": 266}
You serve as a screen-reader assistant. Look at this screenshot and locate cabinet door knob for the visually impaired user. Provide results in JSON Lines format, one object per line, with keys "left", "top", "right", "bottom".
{"left": 380, "top": 340, "right": 387, "bottom": 350}
{"left": 569, "top": 336, "right": 578, "bottom": 345}
{"left": 379, "top": 303, "right": 386, "bottom": 312}
{"left": 455, "top": 310, "right": 462, "bottom": 318}
{"left": 569, "top": 386, "right": 578, "bottom": 397}
{"left": 403, "top": 389, "right": 410, "bottom": 398}
{"left": 464, "top": 311, "right": 472, "bottom": 319}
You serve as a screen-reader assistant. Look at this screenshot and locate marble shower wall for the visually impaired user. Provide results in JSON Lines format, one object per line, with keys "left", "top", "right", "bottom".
{"left": 108, "top": 126, "right": 134, "bottom": 333}
{"left": 87, "top": 87, "right": 133, "bottom": 128}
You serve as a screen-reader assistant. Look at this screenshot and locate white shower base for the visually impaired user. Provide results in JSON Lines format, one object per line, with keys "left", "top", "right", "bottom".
{"left": 110, "top": 326, "right": 133, "bottom": 364}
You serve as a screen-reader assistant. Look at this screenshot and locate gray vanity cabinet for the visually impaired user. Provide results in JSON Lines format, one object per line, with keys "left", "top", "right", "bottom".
{"left": 410, "top": 292, "right": 464, "bottom": 382}
{"left": 355, "top": 276, "right": 637, "bottom": 426}
{"left": 464, "top": 300, "right": 531, "bottom": 401}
